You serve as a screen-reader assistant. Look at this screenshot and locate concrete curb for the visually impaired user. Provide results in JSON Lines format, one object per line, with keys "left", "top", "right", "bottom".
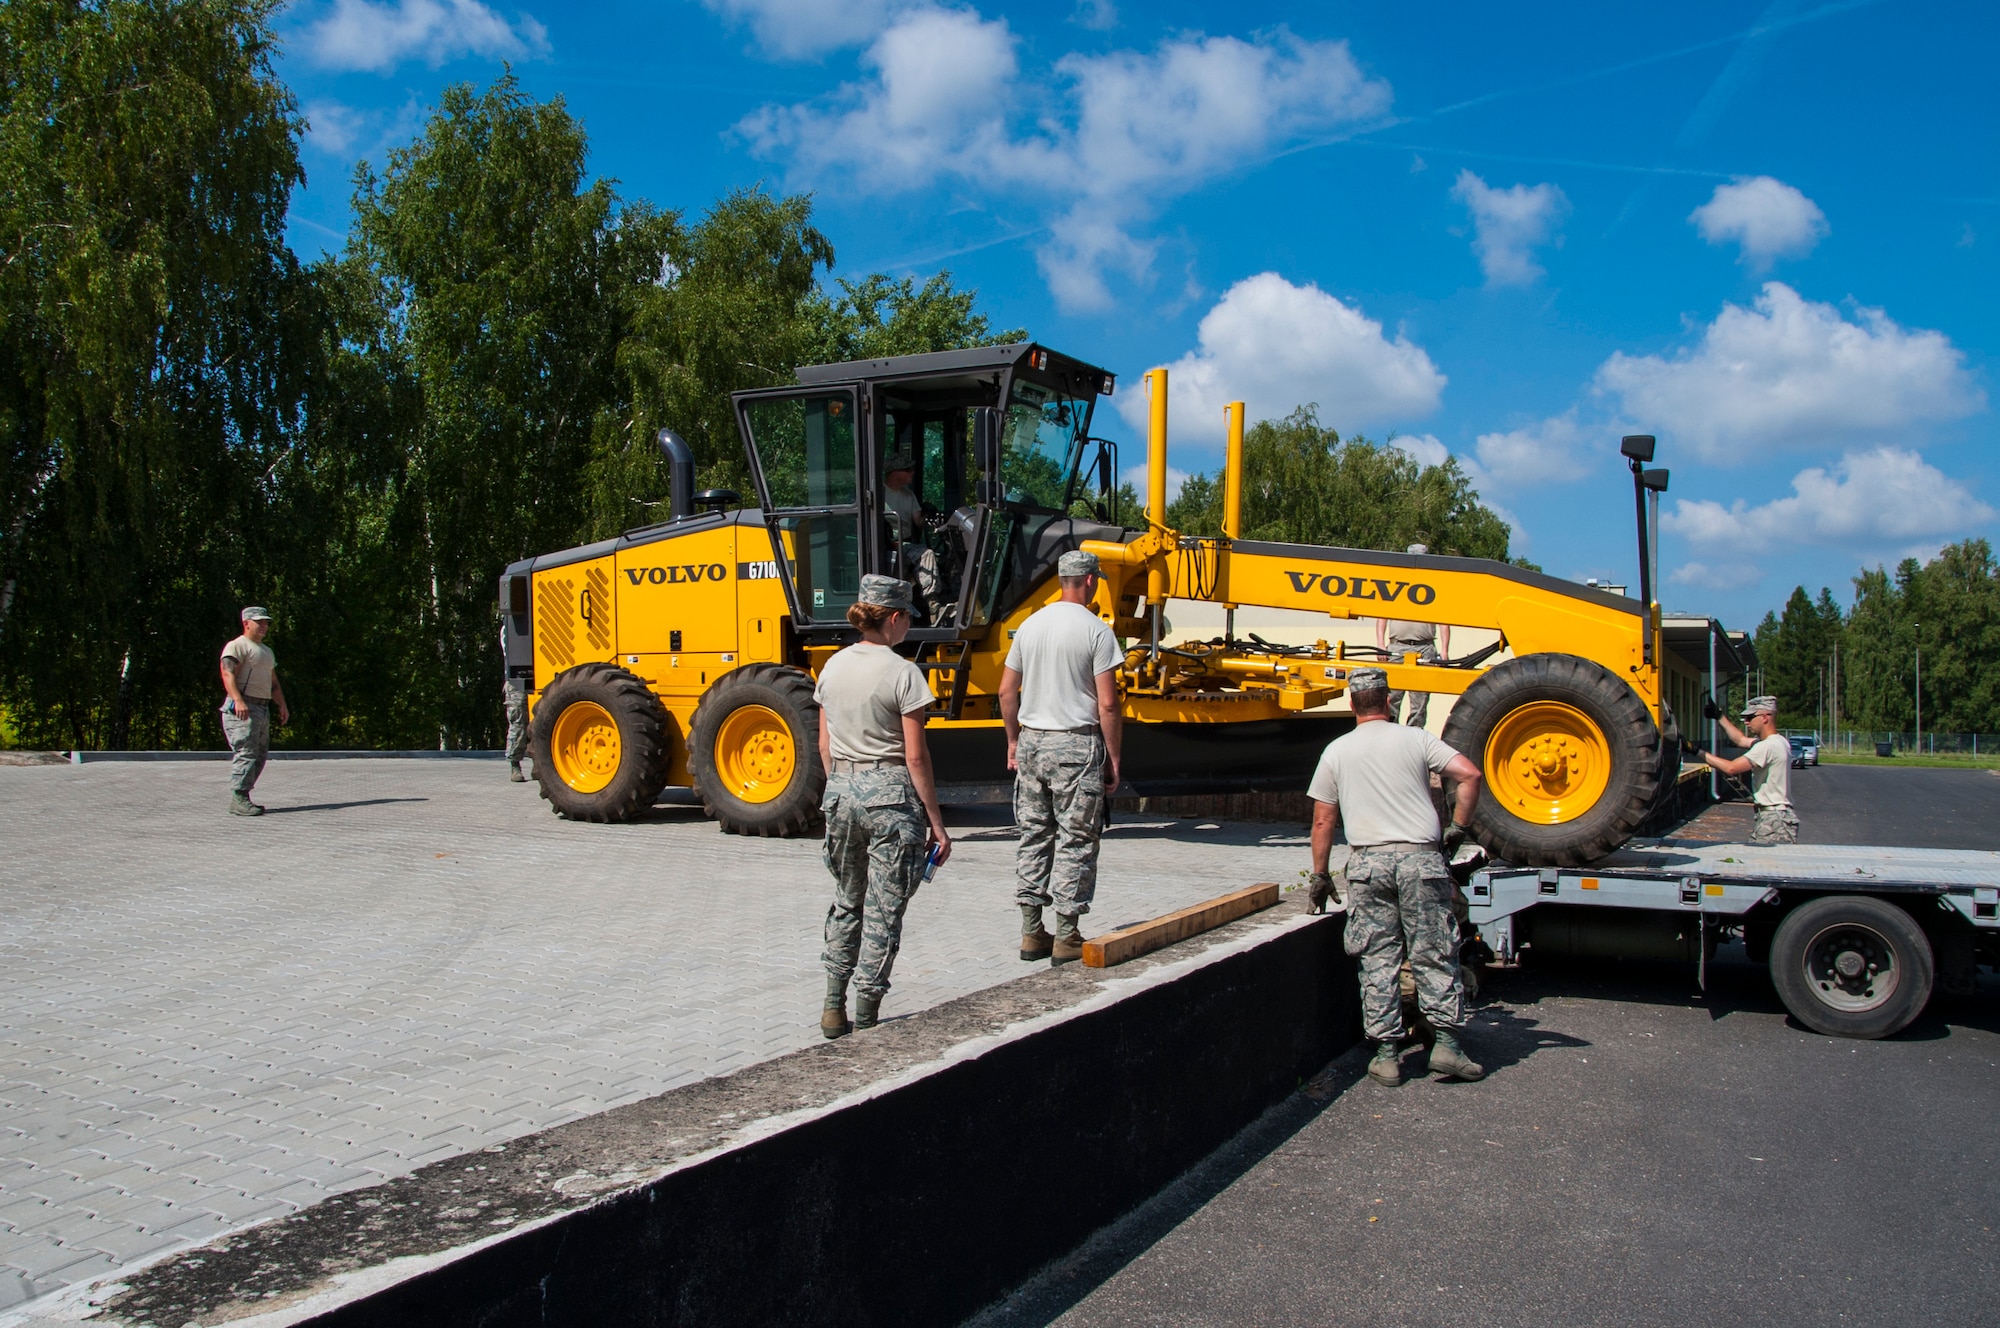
{"left": 85, "top": 902, "right": 1357, "bottom": 1328}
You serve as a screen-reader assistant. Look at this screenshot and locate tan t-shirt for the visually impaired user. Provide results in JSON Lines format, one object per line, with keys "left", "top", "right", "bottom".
{"left": 221, "top": 635, "right": 277, "bottom": 701}
{"left": 1005, "top": 601, "right": 1123, "bottom": 731}
{"left": 884, "top": 483, "right": 922, "bottom": 542}
{"left": 1382, "top": 618, "right": 1436, "bottom": 644}
{"left": 814, "top": 643, "right": 935, "bottom": 762}
{"left": 1307, "top": 720, "right": 1462, "bottom": 846}
{"left": 1745, "top": 734, "right": 1793, "bottom": 807}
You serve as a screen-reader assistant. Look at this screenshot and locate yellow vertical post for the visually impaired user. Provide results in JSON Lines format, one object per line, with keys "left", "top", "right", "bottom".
{"left": 1143, "top": 368, "right": 1169, "bottom": 653}
{"left": 1221, "top": 401, "right": 1244, "bottom": 634}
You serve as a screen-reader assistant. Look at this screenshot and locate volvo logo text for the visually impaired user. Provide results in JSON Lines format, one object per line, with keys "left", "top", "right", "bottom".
{"left": 1282, "top": 570, "right": 1436, "bottom": 606}
{"left": 624, "top": 563, "right": 728, "bottom": 586}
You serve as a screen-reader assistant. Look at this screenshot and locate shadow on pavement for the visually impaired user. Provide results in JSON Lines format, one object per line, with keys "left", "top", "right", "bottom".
{"left": 264, "top": 797, "right": 428, "bottom": 814}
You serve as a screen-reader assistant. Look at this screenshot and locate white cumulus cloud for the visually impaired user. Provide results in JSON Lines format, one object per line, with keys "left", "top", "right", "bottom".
{"left": 1661, "top": 447, "right": 1995, "bottom": 555}
{"left": 1667, "top": 561, "right": 1766, "bottom": 592}
{"left": 1115, "top": 273, "right": 1445, "bottom": 444}
{"left": 1451, "top": 170, "right": 1569, "bottom": 287}
{"left": 1467, "top": 412, "right": 1595, "bottom": 488}
{"left": 1690, "top": 175, "right": 1828, "bottom": 269}
{"left": 302, "top": 0, "right": 548, "bottom": 71}
{"left": 1388, "top": 433, "right": 1449, "bottom": 469}
{"left": 699, "top": 0, "right": 914, "bottom": 61}
{"left": 736, "top": 17, "right": 1392, "bottom": 310}
{"left": 1595, "top": 283, "right": 1985, "bottom": 462}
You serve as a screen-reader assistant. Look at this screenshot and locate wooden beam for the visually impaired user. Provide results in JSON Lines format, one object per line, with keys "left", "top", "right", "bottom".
{"left": 1081, "top": 883, "right": 1282, "bottom": 969}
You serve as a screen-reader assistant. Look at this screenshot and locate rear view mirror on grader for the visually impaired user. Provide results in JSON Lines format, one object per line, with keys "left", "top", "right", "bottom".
{"left": 501, "top": 344, "right": 1678, "bottom": 867}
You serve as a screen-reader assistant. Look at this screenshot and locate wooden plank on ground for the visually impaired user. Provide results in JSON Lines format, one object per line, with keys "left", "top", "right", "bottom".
{"left": 1081, "top": 883, "right": 1282, "bottom": 969}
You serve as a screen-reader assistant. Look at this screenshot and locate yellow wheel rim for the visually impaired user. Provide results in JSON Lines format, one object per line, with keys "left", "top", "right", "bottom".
{"left": 715, "top": 704, "right": 796, "bottom": 804}
{"left": 1485, "top": 701, "right": 1612, "bottom": 825}
{"left": 550, "top": 700, "right": 621, "bottom": 794}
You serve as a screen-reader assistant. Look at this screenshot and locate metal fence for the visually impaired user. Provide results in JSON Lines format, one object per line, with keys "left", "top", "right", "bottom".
{"left": 1804, "top": 731, "right": 2000, "bottom": 757}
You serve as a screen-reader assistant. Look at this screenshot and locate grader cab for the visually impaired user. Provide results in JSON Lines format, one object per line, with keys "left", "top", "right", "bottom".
{"left": 502, "top": 343, "right": 1676, "bottom": 866}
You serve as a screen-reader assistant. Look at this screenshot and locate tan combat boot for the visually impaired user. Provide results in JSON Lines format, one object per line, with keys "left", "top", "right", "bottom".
{"left": 854, "top": 992, "right": 882, "bottom": 1030}
{"left": 1051, "top": 918, "right": 1087, "bottom": 966}
{"left": 1367, "top": 1039, "right": 1403, "bottom": 1087}
{"left": 822, "top": 975, "right": 851, "bottom": 1040}
{"left": 1428, "top": 1030, "right": 1485, "bottom": 1081}
{"left": 1020, "top": 904, "right": 1053, "bottom": 961}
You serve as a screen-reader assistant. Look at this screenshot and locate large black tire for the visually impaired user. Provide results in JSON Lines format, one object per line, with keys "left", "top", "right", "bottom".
{"left": 1441, "top": 653, "right": 1662, "bottom": 867}
{"left": 531, "top": 662, "right": 673, "bottom": 822}
{"left": 688, "top": 663, "right": 824, "bottom": 837}
{"left": 1769, "top": 895, "right": 1934, "bottom": 1039}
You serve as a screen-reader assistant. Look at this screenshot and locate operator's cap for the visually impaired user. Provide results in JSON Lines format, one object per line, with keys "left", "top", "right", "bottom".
{"left": 857, "top": 574, "right": 914, "bottom": 612}
{"left": 1057, "top": 549, "right": 1100, "bottom": 578}
{"left": 1741, "top": 694, "right": 1778, "bottom": 717}
{"left": 241, "top": 605, "right": 273, "bottom": 622}
{"left": 1406, "top": 543, "right": 1429, "bottom": 555}
{"left": 1348, "top": 666, "right": 1389, "bottom": 694}
{"left": 884, "top": 452, "right": 916, "bottom": 473}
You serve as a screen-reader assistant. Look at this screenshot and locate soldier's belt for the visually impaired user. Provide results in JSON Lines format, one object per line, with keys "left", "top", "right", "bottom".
{"left": 1022, "top": 725, "right": 1101, "bottom": 736}
{"left": 830, "top": 758, "right": 907, "bottom": 772}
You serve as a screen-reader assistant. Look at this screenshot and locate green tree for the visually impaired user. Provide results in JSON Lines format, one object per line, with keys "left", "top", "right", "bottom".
{"left": 0, "top": 0, "right": 314, "bottom": 749}
{"left": 1750, "top": 585, "right": 1844, "bottom": 729}
{"left": 339, "top": 73, "right": 674, "bottom": 746}
{"left": 1163, "top": 407, "right": 1518, "bottom": 560}
{"left": 1836, "top": 540, "right": 2000, "bottom": 735}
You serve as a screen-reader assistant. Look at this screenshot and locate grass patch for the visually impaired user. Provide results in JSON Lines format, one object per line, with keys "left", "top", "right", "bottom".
{"left": 1816, "top": 750, "right": 2000, "bottom": 770}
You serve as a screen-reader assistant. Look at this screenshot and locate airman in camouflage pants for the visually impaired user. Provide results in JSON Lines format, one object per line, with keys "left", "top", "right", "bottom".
{"left": 1013, "top": 728, "right": 1108, "bottom": 929}
{"left": 503, "top": 677, "right": 529, "bottom": 780}
{"left": 1751, "top": 805, "right": 1800, "bottom": 845}
{"left": 821, "top": 767, "right": 928, "bottom": 1000}
{"left": 1343, "top": 844, "right": 1466, "bottom": 1042}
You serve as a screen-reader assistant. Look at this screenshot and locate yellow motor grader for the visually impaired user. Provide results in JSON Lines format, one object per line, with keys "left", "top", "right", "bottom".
{"left": 501, "top": 344, "right": 1677, "bottom": 866}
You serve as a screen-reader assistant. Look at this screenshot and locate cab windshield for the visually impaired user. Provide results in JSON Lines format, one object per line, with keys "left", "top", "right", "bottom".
{"left": 999, "top": 378, "right": 1093, "bottom": 510}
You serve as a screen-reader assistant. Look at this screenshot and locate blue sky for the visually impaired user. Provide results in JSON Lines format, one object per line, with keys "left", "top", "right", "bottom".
{"left": 275, "top": 0, "right": 1997, "bottom": 631}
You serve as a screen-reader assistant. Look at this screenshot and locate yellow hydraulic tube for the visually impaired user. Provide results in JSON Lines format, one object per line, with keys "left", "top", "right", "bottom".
{"left": 1222, "top": 401, "right": 1244, "bottom": 541}
{"left": 1144, "top": 368, "right": 1170, "bottom": 611}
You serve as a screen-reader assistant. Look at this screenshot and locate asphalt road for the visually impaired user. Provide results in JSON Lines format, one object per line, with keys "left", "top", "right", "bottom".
{"left": 970, "top": 767, "right": 2000, "bottom": 1328}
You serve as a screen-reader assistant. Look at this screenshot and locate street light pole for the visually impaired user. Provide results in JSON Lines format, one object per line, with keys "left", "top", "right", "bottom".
{"left": 1914, "top": 625, "right": 1921, "bottom": 753}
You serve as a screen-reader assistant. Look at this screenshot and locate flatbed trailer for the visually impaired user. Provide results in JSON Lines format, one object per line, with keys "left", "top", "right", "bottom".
{"left": 1467, "top": 840, "right": 2000, "bottom": 1038}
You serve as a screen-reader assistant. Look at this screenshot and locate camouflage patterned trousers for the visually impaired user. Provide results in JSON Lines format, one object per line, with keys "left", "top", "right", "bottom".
{"left": 1343, "top": 843, "right": 1465, "bottom": 1041}
{"left": 821, "top": 768, "right": 928, "bottom": 999}
{"left": 1751, "top": 804, "right": 1800, "bottom": 845}
{"left": 220, "top": 702, "right": 270, "bottom": 795}
{"left": 1385, "top": 643, "right": 1438, "bottom": 728}
{"left": 503, "top": 679, "right": 529, "bottom": 764}
{"left": 1013, "top": 728, "right": 1108, "bottom": 921}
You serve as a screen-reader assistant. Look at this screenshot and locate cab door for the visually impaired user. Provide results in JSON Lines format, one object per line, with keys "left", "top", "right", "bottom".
{"left": 737, "top": 387, "right": 865, "bottom": 626}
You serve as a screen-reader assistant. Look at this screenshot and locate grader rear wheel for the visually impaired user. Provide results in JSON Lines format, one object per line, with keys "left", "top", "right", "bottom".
{"left": 689, "top": 664, "right": 825, "bottom": 837}
{"left": 1442, "top": 654, "right": 1662, "bottom": 867}
{"left": 531, "top": 662, "right": 673, "bottom": 822}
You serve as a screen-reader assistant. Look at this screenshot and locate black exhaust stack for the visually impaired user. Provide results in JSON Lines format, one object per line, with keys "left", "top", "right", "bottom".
{"left": 658, "top": 429, "right": 696, "bottom": 521}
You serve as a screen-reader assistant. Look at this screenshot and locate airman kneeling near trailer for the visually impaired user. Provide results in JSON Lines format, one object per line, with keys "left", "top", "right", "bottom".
{"left": 1306, "top": 667, "right": 1487, "bottom": 1087}
{"left": 815, "top": 575, "right": 953, "bottom": 1039}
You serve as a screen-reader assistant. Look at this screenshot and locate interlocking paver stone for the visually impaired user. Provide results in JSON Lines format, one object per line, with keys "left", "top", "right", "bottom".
{"left": 0, "top": 756, "right": 1308, "bottom": 1311}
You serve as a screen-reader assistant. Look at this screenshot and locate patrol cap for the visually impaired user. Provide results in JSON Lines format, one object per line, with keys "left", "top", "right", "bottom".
{"left": 857, "top": 574, "right": 914, "bottom": 611}
{"left": 883, "top": 452, "right": 916, "bottom": 473}
{"left": 1741, "top": 694, "right": 1778, "bottom": 717}
{"left": 1406, "top": 543, "right": 1429, "bottom": 555}
{"left": 241, "top": 605, "right": 273, "bottom": 622}
{"left": 1057, "top": 549, "right": 1100, "bottom": 578}
{"left": 1348, "top": 666, "right": 1389, "bottom": 693}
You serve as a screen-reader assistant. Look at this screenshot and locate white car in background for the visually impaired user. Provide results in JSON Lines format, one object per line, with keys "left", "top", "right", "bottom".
{"left": 1790, "top": 735, "right": 1820, "bottom": 768}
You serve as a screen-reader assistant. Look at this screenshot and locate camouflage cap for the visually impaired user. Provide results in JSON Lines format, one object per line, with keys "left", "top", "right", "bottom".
{"left": 1057, "top": 549, "right": 1100, "bottom": 578}
{"left": 883, "top": 452, "right": 917, "bottom": 473}
{"left": 857, "top": 574, "right": 914, "bottom": 611}
{"left": 1348, "top": 666, "right": 1389, "bottom": 693}
{"left": 1741, "top": 694, "right": 1778, "bottom": 717}
{"left": 241, "top": 605, "right": 273, "bottom": 622}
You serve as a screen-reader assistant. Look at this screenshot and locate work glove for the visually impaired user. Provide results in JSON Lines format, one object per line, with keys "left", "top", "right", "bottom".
{"left": 1441, "top": 822, "right": 1469, "bottom": 858}
{"left": 1681, "top": 736, "right": 1706, "bottom": 760}
{"left": 1307, "top": 871, "right": 1335, "bottom": 915}
{"left": 1701, "top": 696, "right": 1721, "bottom": 721}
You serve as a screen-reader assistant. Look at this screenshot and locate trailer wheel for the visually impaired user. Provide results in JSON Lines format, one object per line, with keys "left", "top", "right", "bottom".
{"left": 1442, "top": 654, "right": 1661, "bottom": 867}
{"left": 1769, "top": 895, "right": 1933, "bottom": 1039}
{"left": 689, "top": 663, "right": 825, "bottom": 837}
{"left": 532, "top": 662, "right": 673, "bottom": 823}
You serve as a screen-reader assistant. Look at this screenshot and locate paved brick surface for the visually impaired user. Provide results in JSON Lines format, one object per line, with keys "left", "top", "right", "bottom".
{"left": 0, "top": 759, "right": 1308, "bottom": 1310}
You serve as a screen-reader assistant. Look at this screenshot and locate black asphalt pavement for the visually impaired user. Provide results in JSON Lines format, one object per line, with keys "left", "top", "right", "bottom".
{"left": 969, "top": 767, "right": 2000, "bottom": 1328}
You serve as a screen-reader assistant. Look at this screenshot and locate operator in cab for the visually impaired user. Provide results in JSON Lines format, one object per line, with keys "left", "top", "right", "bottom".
{"left": 882, "top": 451, "right": 944, "bottom": 623}
{"left": 1306, "top": 667, "right": 1486, "bottom": 1087}
{"left": 1696, "top": 695, "right": 1798, "bottom": 845}
{"left": 813, "top": 575, "right": 952, "bottom": 1040}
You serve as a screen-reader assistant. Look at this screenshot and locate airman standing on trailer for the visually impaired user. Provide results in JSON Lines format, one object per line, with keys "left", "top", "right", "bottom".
{"left": 1001, "top": 549, "right": 1124, "bottom": 965}
{"left": 1377, "top": 544, "right": 1450, "bottom": 729}
{"left": 1698, "top": 695, "right": 1798, "bottom": 844}
{"left": 1307, "top": 667, "right": 1485, "bottom": 1087}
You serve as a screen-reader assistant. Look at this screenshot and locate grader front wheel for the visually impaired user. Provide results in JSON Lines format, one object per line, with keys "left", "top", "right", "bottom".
{"left": 1442, "top": 654, "right": 1662, "bottom": 866}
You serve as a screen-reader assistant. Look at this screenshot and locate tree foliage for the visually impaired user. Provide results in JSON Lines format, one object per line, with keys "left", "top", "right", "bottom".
{"left": 1164, "top": 407, "right": 1520, "bottom": 561}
